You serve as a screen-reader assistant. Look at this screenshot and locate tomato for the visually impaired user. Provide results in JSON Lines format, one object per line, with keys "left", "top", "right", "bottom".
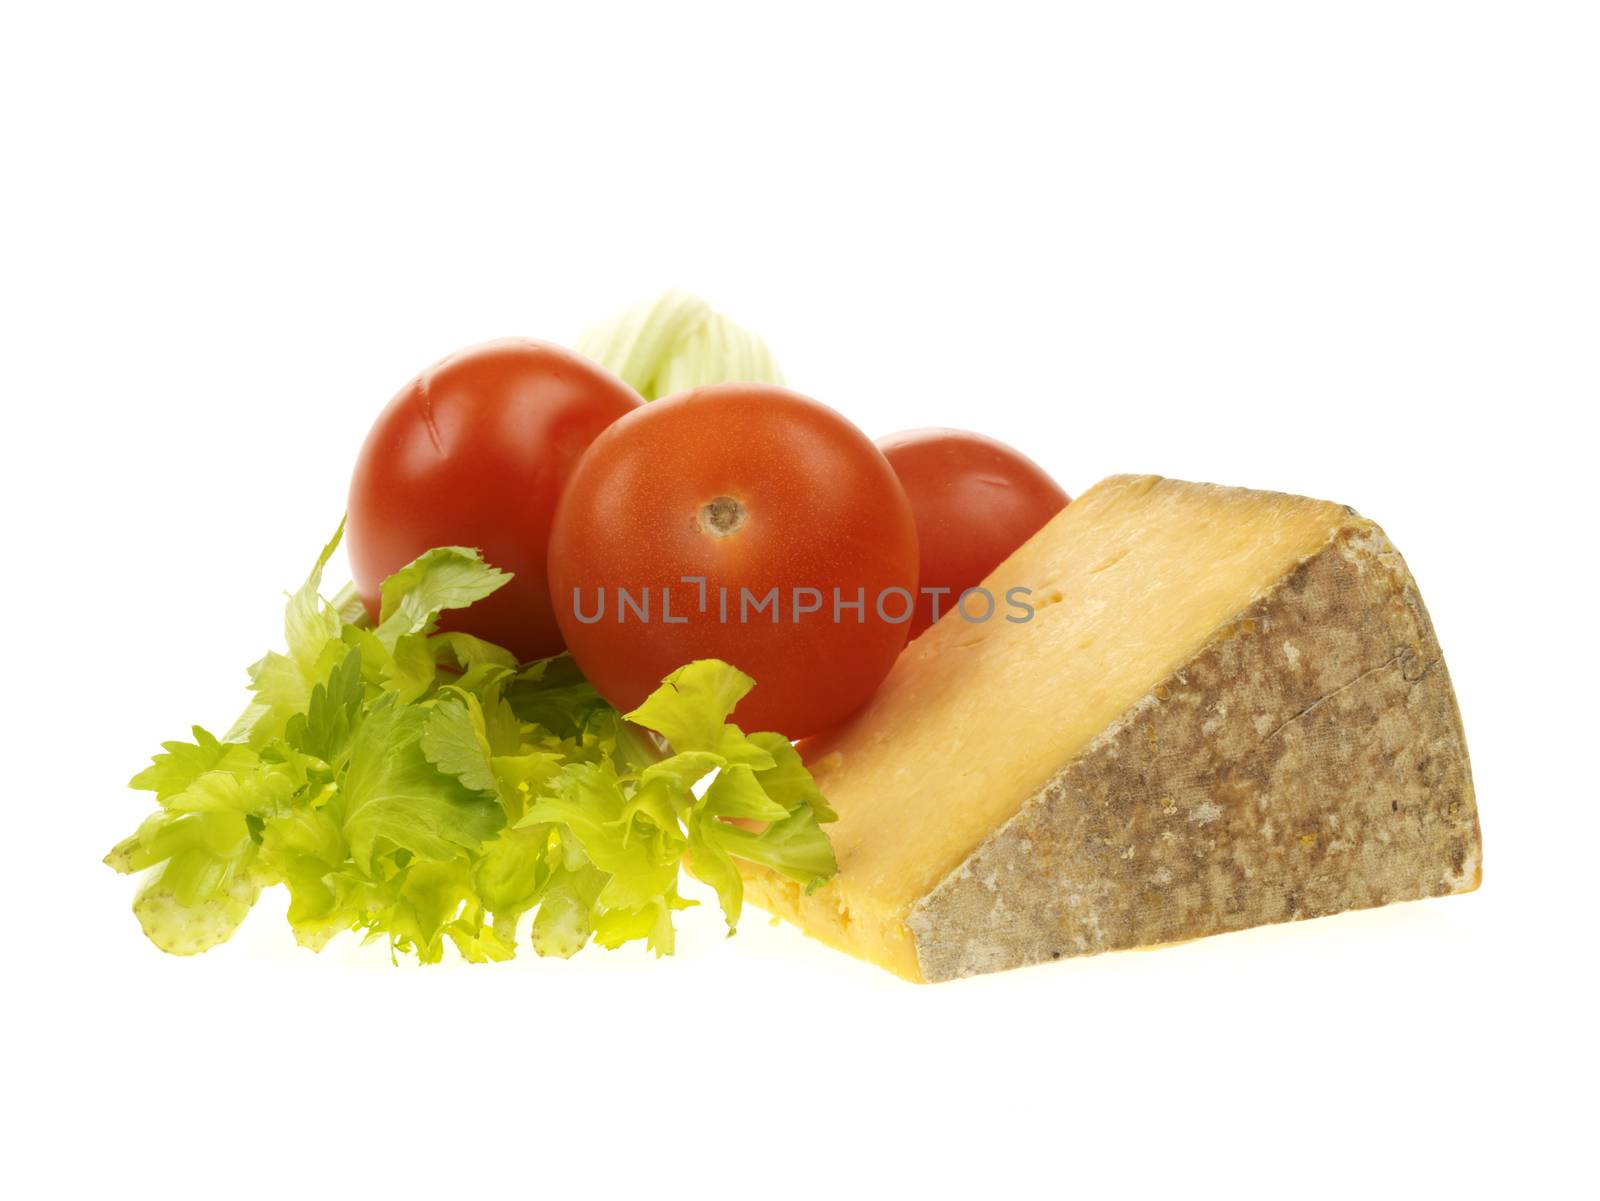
{"left": 347, "top": 340, "right": 640, "bottom": 661}
{"left": 876, "top": 428, "right": 1070, "bottom": 638}
{"left": 548, "top": 385, "right": 919, "bottom": 739}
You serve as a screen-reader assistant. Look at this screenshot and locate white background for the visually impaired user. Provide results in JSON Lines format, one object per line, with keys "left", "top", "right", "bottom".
{"left": 4, "top": 2, "right": 1596, "bottom": 1196}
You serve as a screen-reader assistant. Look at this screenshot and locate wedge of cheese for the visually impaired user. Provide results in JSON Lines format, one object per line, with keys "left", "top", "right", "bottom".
{"left": 744, "top": 475, "right": 1481, "bottom": 981}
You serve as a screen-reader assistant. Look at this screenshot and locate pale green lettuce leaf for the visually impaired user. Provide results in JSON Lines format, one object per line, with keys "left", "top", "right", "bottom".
{"left": 703, "top": 808, "right": 838, "bottom": 892}
{"left": 375, "top": 546, "right": 511, "bottom": 649}
{"left": 747, "top": 731, "right": 839, "bottom": 823}
{"left": 286, "top": 519, "right": 346, "bottom": 670}
{"left": 421, "top": 693, "right": 500, "bottom": 793}
{"left": 129, "top": 726, "right": 256, "bottom": 800}
{"left": 229, "top": 525, "right": 351, "bottom": 747}
{"left": 284, "top": 645, "right": 364, "bottom": 765}
{"left": 473, "top": 826, "right": 552, "bottom": 926}
{"left": 111, "top": 528, "right": 838, "bottom": 965}
{"left": 575, "top": 290, "right": 783, "bottom": 401}
{"left": 699, "top": 764, "right": 790, "bottom": 824}
{"left": 431, "top": 630, "right": 519, "bottom": 671}
{"left": 624, "top": 659, "right": 755, "bottom": 752}
{"left": 338, "top": 699, "right": 502, "bottom": 871}
{"left": 686, "top": 816, "right": 743, "bottom": 934}
{"left": 383, "top": 633, "right": 438, "bottom": 702}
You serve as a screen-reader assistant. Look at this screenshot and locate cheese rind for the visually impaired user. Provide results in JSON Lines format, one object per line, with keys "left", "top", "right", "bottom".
{"left": 741, "top": 475, "right": 1481, "bottom": 981}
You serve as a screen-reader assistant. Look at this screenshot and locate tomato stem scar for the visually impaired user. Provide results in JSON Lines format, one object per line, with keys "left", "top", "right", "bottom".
{"left": 698, "top": 496, "right": 747, "bottom": 538}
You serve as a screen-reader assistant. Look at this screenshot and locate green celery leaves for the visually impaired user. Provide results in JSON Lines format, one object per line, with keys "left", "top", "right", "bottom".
{"left": 108, "top": 528, "right": 838, "bottom": 963}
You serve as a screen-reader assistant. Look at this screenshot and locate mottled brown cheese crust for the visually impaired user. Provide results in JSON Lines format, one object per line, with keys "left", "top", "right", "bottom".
{"left": 741, "top": 476, "right": 1481, "bottom": 982}
{"left": 907, "top": 523, "right": 1479, "bottom": 980}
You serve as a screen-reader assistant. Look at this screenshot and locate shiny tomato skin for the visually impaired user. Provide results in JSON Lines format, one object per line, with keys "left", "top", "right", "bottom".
{"left": 347, "top": 340, "right": 640, "bottom": 661}
{"left": 548, "top": 384, "right": 918, "bottom": 739}
{"left": 876, "top": 428, "right": 1070, "bottom": 639}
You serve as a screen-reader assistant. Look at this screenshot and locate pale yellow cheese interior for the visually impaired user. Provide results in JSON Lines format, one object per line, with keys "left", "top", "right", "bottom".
{"left": 747, "top": 474, "right": 1352, "bottom": 979}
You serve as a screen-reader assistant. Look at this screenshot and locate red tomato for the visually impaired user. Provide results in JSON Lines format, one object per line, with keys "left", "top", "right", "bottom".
{"left": 876, "top": 428, "right": 1070, "bottom": 638}
{"left": 548, "top": 385, "right": 918, "bottom": 739}
{"left": 347, "top": 340, "right": 640, "bottom": 660}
